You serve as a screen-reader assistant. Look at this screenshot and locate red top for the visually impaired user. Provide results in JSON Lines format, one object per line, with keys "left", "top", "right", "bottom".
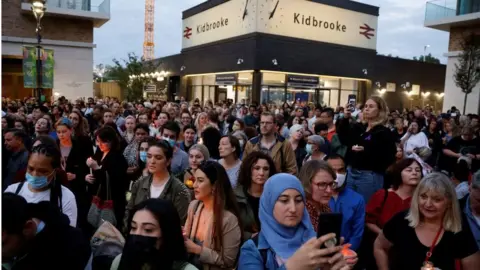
{"left": 366, "top": 189, "right": 412, "bottom": 229}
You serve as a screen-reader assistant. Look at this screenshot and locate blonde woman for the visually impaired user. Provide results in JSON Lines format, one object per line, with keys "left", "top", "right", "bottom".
{"left": 194, "top": 112, "right": 208, "bottom": 142}
{"left": 374, "top": 172, "right": 479, "bottom": 270}
{"left": 344, "top": 96, "right": 397, "bottom": 202}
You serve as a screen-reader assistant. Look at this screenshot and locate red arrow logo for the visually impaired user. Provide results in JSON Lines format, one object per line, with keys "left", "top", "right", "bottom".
{"left": 183, "top": 27, "right": 192, "bottom": 39}
{"left": 359, "top": 23, "right": 375, "bottom": 39}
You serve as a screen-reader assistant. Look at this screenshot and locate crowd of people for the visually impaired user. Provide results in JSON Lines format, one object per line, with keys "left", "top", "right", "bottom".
{"left": 2, "top": 95, "right": 480, "bottom": 270}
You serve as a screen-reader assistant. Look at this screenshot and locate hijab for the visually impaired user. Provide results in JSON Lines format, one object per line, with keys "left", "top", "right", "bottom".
{"left": 259, "top": 173, "right": 316, "bottom": 259}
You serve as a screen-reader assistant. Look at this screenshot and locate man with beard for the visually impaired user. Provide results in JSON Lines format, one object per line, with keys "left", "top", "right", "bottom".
{"left": 2, "top": 194, "right": 91, "bottom": 270}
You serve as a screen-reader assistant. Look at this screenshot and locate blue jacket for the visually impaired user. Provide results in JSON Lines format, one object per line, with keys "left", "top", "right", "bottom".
{"left": 237, "top": 232, "right": 287, "bottom": 270}
{"left": 462, "top": 195, "right": 480, "bottom": 249}
{"left": 328, "top": 187, "right": 365, "bottom": 250}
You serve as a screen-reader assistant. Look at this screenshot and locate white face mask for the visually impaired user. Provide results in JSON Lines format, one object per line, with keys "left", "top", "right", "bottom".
{"left": 335, "top": 173, "right": 346, "bottom": 188}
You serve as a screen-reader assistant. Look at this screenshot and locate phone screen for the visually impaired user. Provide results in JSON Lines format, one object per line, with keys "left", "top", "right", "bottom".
{"left": 317, "top": 213, "right": 343, "bottom": 248}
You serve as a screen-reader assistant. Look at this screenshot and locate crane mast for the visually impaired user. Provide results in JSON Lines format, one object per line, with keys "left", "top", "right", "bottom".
{"left": 143, "top": 0, "right": 155, "bottom": 61}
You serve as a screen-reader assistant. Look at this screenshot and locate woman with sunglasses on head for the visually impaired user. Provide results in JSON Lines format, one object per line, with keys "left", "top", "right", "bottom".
{"left": 238, "top": 173, "right": 348, "bottom": 270}
{"left": 86, "top": 125, "right": 128, "bottom": 231}
{"left": 4, "top": 144, "right": 78, "bottom": 227}
{"left": 110, "top": 199, "right": 197, "bottom": 270}
{"left": 125, "top": 139, "right": 191, "bottom": 230}
{"left": 235, "top": 151, "right": 277, "bottom": 240}
{"left": 184, "top": 160, "right": 242, "bottom": 270}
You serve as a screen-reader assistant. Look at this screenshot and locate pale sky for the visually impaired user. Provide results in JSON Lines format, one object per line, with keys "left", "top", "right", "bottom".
{"left": 93, "top": 0, "right": 449, "bottom": 65}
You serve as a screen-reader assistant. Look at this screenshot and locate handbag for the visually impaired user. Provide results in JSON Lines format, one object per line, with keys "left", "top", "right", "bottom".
{"left": 87, "top": 171, "right": 117, "bottom": 229}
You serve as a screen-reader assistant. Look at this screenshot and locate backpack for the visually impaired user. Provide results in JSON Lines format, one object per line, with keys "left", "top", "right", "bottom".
{"left": 251, "top": 234, "right": 268, "bottom": 268}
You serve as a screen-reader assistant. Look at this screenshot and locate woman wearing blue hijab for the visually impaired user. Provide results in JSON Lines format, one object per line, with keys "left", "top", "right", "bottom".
{"left": 237, "top": 173, "right": 347, "bottom": 270}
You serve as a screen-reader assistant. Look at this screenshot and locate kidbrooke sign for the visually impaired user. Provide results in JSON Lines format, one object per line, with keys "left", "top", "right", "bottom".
{"left": 182, "top": 0, "right": 378, "bottom": 51}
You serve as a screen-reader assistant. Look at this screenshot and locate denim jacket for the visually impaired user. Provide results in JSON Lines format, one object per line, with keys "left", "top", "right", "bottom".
{"left": 237, "top": 232, "right": 286, "bottom": 270}
{"left": 462, "top": 195, "right": 480, "bottom": 249}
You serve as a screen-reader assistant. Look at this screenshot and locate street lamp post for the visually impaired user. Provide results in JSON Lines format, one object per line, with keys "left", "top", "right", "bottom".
{"left": 31, "top": 1, "right": 46, "bottom": 105}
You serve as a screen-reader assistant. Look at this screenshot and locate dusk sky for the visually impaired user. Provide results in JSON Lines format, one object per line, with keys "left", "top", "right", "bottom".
{"left": 93, "top": 0, "right": 449, "bottom": 66}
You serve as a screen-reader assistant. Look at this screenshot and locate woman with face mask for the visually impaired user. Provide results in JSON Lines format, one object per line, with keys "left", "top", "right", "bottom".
{"left": 303, "top": 135, "right": 328, "bottom": 164}
{"left": 111, "top": 199, "right": 197, "bottom": 270}
{"left": 235, "top": 151, "right": 277, "bottom": 240}
{"left": 125, "top": 140, "right": 191, "bottom": 232}
{"left": 238, "top": 173, "right": 348, "bottom": 270}
{"left": 4, "top": 144, "right": 78, "bottom": 227}
{"left": 55, "top": 117, "right": 93, "bottom": 231}
{"left": 137, "top": 137, "right": 156, "bottom": 179}
{"left": 123, "top": 124, "right": 149, "bottom": 187}
{"left": 184, "top": 161, "right": 242, "bottom": 270}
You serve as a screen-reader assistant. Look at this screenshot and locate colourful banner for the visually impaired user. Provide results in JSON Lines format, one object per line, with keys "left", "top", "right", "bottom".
{"left": 22, "top": 46, "right": 37, "bottom": 88}
{"left": 41, "top": 49, "right": 54, "bottom": 88}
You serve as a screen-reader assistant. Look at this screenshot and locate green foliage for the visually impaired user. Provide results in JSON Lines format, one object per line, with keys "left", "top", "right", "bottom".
{"left": 413, "top": 53, "right": 441, "bottom": 64}
{"left": 453, "top": 35, "right": 480, "bottom": 114}
{"left": 96, "top": 53, "right": 160, "bottom": 101}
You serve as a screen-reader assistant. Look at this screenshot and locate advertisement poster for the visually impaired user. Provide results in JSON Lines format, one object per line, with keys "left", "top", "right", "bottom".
{"left": 22, "top": 46, "right": 37, "bottom": 88}
{"left": 41, "top": 49, "right": 54, "bottom": 89}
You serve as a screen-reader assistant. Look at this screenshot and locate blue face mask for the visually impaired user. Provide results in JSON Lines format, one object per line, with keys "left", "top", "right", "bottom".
{"left": 26, "top": 172, "right": 51, "bottom": 189}
{"left": 339, "top": 113, "right": 344, "bottom": 119}
{"left": 139, "top": 151, "right": 147, "bottom": 163}
{"left": 162, "top": 137, "right": 176, "bottom": 148}
{"left": 306, "top": 144, "right": 313, "bottom": 155}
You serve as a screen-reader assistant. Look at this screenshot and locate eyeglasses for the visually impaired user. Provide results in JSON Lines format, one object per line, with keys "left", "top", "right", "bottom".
{"left": 313, "top": 181, "right": 335, "bottom": 190}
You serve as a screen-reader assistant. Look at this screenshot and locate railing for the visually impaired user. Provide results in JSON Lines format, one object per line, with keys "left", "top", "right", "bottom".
{"left": 23, "top": 0, "right": 110, "bottom": 15}
{"left": 425, "top": 0, "right": 480, "bottom": 23}
{"left": 425, "top": 0, "right": 457, "bottom": 23}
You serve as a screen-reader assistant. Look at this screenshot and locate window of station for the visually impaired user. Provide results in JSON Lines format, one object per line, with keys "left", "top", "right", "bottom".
{"left": 261, "top": 72, "right": 286, "bottom": 105}
{"left": 188, "top": 72, "right": 253, "bottom": 104}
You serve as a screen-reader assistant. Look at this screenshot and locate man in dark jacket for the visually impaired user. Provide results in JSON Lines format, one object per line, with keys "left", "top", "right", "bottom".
{"left": 2, "top": 193, "right": 92, "bottom": 270}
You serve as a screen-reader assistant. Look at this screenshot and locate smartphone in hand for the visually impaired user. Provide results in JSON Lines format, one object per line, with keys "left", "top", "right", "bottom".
{"left": 317, "top": 213, "right": 343, "bottom": 248}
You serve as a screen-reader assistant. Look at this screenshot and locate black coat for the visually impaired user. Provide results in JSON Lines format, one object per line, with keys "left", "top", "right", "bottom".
{"left": 91, "top": 149, "right": 128, "bottom": 230}
{"left": 10, "top": 202, "right": 91, "bottom": 270}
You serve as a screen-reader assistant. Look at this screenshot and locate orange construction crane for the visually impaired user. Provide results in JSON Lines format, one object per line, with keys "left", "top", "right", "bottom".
{"left": 143, "top": 0, "right": 155, "bottom": 61}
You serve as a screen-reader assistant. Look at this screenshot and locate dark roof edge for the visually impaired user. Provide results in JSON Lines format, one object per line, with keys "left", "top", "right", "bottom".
{"left": 183, "top": 0, "right": 379, "bottom": 19}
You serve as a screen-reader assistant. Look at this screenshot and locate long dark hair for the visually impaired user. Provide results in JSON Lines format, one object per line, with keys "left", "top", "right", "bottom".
{"left": 119, "top": 199, "right": 188, "bottom": 270}
{"left": 197, "top": 161, "right": 242, "bottom": 252}
{"left": 237, "top": 151, "right": 277, "bottom": 189}
{"left": 201, "top": 126, "right": 221, "bottom": 159}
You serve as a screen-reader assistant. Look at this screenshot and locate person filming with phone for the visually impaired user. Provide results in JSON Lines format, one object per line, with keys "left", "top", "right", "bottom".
{"left": 237, "top": 173, "right": 349, "bottom": 270}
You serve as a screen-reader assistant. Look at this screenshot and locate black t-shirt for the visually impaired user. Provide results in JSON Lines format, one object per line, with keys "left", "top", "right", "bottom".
{"left": 383, "top": 211, "right": 478, "bottom": 270}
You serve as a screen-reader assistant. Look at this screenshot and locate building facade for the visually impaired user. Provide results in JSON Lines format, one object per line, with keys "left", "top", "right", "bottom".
{"left": 153, "top": 0, "right": 446, "bottom": 111}
{"left": 425, "top": 0, "right": 480, "bottom": 114}
{"left": 2, "top": 0, "right": 110, "bottom": 100}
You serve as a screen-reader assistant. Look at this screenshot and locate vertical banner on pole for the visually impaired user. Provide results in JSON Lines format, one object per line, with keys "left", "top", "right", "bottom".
{"left": 41, "top": 49, "right": 54, "bottom": 88}
{"left": 22, "top": 46, "right": 37, "bottom": 88}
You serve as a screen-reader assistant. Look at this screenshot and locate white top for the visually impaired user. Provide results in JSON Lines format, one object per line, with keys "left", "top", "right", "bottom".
{"left": 5, "top": 183, "right": 78, "bottom": 227}
{"left": 150, "top": 182, "right": 167, "bottom": 198}
{"left": 402, "top": 132, "right": 429, "bottom": 157}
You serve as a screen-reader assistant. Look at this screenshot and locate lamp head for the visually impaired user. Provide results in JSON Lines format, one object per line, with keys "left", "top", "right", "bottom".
{"left": 31, "top": 1, "right": 46, "bottom": 22}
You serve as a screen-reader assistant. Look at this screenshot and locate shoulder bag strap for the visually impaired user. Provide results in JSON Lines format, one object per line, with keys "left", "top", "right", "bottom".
{"left": 15, "top": 181, "right": 25, "bottom": 195}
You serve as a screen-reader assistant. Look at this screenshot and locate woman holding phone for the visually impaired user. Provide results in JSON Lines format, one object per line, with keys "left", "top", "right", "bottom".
{"left": 237, "top": 173, "right": 349, "bottom": 270}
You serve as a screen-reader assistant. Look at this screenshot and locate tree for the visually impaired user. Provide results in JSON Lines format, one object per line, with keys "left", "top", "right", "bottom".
{"left": 453, "top": 35, "right": 480, "bottom": 115}
{"left": 413, "top": 53, "right": 441, "bottom": 64}
{"left": 102, "top": 53, "right": 161, "bottom": 101}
